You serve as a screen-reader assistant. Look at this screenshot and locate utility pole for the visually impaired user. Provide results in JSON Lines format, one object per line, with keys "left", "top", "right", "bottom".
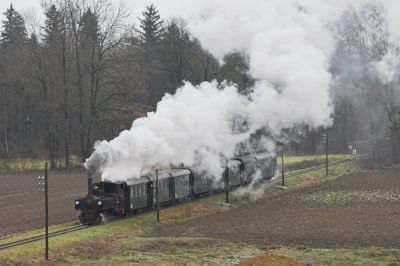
{"left": 155, "top": 169, "right": 160, "bottom": 222}
{"left": 38, "top": 163, "right": 49, "bottom": 260}
{"left": 44, "top": 162, "right": 49, "bottom": 260}
{"left": 225, "top": 167, "right": 229, "bottom": 204}
{"left": 323, "top": 129, "right": 328, "bottom": 176}
{"left": 281, "top": 153, "right": 285, "bottom": 186}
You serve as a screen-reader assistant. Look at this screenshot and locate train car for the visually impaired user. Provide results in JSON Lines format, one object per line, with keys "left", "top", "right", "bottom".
{"left": 234, "top": 155, "right": 258, "bottom": 184}
{"left": 178, "top": 168, "right": 210, "bottom": 197}
{"left": 169, "top": 169, "right": 191, "bottom": 200}
{"left": 192, "top": 170, "right": 210, "bottom": 196}
{"left": 227, "top": 159, "right": 241, "bottom": 187}
{"left": 253, "top": 153, "right": 276, "bottom": 179}
{"left": 146, "top": 171, "right": 175, "bottom": 205}
{"left": 126, "top": 177, "right": 152, "bottom": 211}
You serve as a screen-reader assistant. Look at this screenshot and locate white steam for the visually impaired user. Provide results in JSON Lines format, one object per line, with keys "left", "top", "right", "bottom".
{"left": 85, "top": 0, "right": 336, "bottom": 181}
{"left": 233, "top": 169, "right": 275, "bottom": 201}
{"left": 375, "top": 50, "right": 400, "bottom": 84}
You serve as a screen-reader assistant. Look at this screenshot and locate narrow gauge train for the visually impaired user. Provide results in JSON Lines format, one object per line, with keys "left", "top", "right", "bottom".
{"left": 75, "top": 153, "right": 277, "bottom": 225}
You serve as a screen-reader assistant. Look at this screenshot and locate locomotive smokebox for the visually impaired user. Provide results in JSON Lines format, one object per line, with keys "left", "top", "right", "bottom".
{"left": 87, "top": 173, "right": 93, "bottom": 194}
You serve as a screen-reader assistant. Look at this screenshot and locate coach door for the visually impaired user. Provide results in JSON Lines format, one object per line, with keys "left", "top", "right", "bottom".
{"left": 146, "top": 181, "right": 154, "bottom": 208}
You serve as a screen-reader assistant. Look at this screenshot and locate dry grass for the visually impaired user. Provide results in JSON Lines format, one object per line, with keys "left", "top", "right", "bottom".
{"left": 0, "top": 156, "right": 81, "bottom": 172}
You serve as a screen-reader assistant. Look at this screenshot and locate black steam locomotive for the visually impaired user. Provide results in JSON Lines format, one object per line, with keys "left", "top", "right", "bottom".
{"left": 75, "top": 153, "right": 277, "bottom": 225}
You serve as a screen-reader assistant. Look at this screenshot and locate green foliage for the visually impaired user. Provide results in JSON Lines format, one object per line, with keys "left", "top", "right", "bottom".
{"left": 43, "top": 4, "right": 64, "bottom": 46}
{"left": 0, "top": 4, "right": 27, "bottom": 47}
{"left": 80, "top": 8, "right": 100, "bottom": 46}
{"left": 138, "top": 4, "right": 164, "bottom": 44}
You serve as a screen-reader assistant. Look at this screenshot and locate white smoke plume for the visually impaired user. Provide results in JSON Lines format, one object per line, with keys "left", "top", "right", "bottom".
{"left": 233, "top": 169, "right": 274, "bottom": 201}
{"left": 375, "top": 50, "right": 400, "bottom": 84}
{"left": 85, "top": 0, "right": 339, "bottom": 181}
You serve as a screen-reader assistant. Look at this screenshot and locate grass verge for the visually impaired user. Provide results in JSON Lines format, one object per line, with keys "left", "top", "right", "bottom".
{"left": 270, "top": 246, "right": 400, "bottom": 266}
{"left": 0, "top": 156, "right": 81, "bottom": 172}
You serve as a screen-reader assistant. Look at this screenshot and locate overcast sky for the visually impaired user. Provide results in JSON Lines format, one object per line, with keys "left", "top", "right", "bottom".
{"left": 0, "top": 0, "right": 190, "bottom": 26}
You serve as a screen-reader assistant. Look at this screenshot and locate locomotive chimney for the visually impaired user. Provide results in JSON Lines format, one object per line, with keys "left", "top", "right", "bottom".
{"left": 87, "top": 173, "right": 93, "bottom": 194}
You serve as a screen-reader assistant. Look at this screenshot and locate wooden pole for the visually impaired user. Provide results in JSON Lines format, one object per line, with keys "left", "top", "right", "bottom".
{"left": 326, "top": 129, "right": 329, "bottom": 177}
{"left": 156, "top": 169, "right": 160, "bottom": 222}
{"left": 225, "top": 167, "right": 229, "bottom": 204}
{"left": 44, "top": 162, "right": 49, "bottom": 260}
{"left": 281, "top": 153, "right": 285, "bottom": 186}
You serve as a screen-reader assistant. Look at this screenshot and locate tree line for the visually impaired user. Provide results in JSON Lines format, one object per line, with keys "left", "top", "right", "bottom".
{"left": 1, "top": 1, "right": 399, "bottom": 168}
{"left": 0, "top": 1, "right": 251, "bottom": 168}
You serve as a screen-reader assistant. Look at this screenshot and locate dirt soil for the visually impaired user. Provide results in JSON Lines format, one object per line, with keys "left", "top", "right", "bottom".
{"left": 239, "top": 253, "right": 305, "bottom": 266}
{"left": 0, "top": 169, "right": 87, "bottom": 237}
{"left": 155, "top": 168, "right": 400, "bottom": 248}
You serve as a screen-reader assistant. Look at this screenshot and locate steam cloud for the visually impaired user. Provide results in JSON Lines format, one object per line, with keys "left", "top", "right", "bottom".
{"left": 85, "top": 0, "right": 400, "bottom": 182}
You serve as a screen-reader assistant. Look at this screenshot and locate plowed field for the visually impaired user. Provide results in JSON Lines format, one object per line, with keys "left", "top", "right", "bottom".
{"left": 0, "top": 169, "right": 86, "bottom": 237}
{"left": 155, "top": 168, "right": 400, "bottom": 248}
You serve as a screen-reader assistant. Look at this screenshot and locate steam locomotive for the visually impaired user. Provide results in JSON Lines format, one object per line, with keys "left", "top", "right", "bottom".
{"left": 75, "top": 153, "right": 277, "bottom": 225}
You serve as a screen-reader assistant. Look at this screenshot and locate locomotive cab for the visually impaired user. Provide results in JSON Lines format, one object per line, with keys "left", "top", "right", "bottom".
{"left": 75, "top": 181, "right": 128, "bottom": 225}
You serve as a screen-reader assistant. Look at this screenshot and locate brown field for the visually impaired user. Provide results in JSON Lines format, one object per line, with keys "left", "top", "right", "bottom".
{"left": 0, "top": 169, "right": 87, "bottom": 237}
{"left": 155, "top": 168, "right": 400, "bottom": 248}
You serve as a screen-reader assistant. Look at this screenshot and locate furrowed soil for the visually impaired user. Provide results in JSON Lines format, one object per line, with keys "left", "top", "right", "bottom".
{"left": 0, "top": 169, "right": 86, "bottom": 237}
{"left": 155, "top": 168, "right": 400, "bottom": 248}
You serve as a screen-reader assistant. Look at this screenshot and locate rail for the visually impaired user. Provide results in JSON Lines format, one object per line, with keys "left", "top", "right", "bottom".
{"left": 0, "top": 225, "right": 87, "bottom": 251}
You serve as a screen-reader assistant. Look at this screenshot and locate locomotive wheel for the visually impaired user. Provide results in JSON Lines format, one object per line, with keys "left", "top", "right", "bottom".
{"left": 100, "top": 212, "right": 111, "bottom": 223}
{"left": 94, "top": 213, "right": 102, "bottom": 225}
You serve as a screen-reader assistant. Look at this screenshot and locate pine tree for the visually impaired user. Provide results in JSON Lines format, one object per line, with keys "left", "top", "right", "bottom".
{"left": 43, "top": 4, "right": 64, "bottom": 47}
{"left": 1, "top": 4, "right": 28, "bottom": 47}
{"left": 138, "top": 4, "right": 163, "bottom": 45}
{"left": 134, "top": 5, "right": 165, "bottom": 105}
{"left": 80, "top": 8, "right": 99, "bottom": 46}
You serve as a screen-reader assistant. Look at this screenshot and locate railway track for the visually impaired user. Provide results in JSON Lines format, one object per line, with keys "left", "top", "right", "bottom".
{"left": 0, "top": 225, "right": 87, "bottom": 251}
{"left": 0, "top": 155, "right": 363, "bottom": 251}
{"left": 285, "top": 157, "right": 355, "bottom": 178}
{"left": 264, "top": 155, "right": 364, "bottom": 187}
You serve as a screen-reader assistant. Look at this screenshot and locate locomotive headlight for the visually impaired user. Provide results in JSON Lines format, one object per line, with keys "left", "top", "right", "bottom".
{"left": 97, "top": 201, "right": 102, "bottom": 206}
{"left": 75, "top": 201, "right": 79, "bottom": 205}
